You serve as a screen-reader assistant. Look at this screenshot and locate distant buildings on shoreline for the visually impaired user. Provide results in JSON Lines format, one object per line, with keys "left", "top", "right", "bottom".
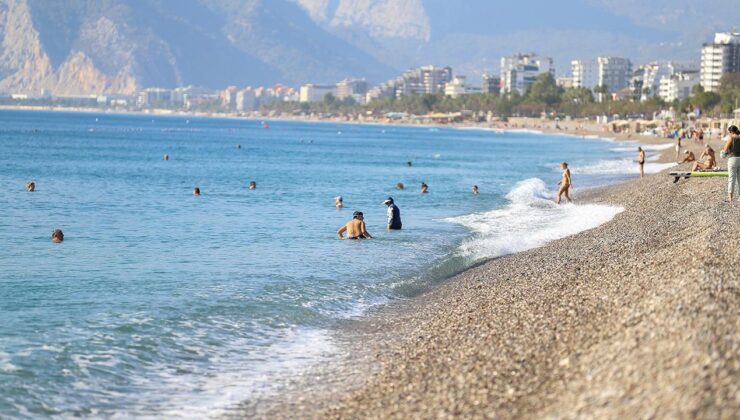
{"left": 2, "top": 31, "right": 738, "bottom": 114}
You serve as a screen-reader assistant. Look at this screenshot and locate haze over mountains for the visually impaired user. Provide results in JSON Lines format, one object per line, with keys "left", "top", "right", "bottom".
{"left": 0, "top": 0, "right": 737, "bottom": 95}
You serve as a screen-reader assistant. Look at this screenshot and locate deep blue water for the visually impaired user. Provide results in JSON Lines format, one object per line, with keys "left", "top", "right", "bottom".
{"left": 0, "top": 110, "right": 666, "bottom": 417}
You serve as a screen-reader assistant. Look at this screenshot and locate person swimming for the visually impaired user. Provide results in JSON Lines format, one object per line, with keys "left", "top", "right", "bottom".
{"left": 163, "top": 154, "right": 170, "bottom": 161}
{"left": 407, "top": 161, "right": 413, "bottom": 167}
{"left": 51, "top": 229, "right": 64, "bottom": 243}
{"left": 556, "top": 162, "right": 572, "bottom": 204}
{"left": 421, "top": 182, "right": 428, "bottom": 194}
{"left": 26, "top": 181, "right": 35, "bottom": 192}
{"left": 193, "top": 187, "right": 201, "bottom": 196}
{"left": 249, "top": 181, "right": 257, "bottom": 190}
{"left": 236, "top": 144, "right": 242, "bottom": 149}
{"left": 396, "top": 182, "right": 405, "bottom": 190}
{"left": 337, "top": 211, "right": 372, "bottom": 239}
{"left": 472, "top": 185, "right": 479, "bottom": 195}
{"left": 335, "top": 196, "right": 343, "bottom": 208}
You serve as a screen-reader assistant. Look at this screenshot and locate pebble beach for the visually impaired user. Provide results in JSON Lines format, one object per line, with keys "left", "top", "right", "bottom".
{"left": 245, "top": 136, "right": 739, "bottom": 418}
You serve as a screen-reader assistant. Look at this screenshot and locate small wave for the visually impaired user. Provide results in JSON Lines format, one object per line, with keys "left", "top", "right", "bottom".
{"left": 573, "top": 158, "right": 674, "bottom": 175}
{"left": 446, "top": 178, "right": 623, "bottom": 261}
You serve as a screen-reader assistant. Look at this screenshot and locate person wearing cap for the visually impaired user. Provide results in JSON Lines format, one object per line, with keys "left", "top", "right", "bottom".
{"left": 678, "top": 150, "right": 695, "bottom": 164}
{"left": 383, "top": 197, "right": 402, "bottom": 230}
{"left": 337, "top": 211, "right": 372, "bottom": 239}
{"left": 721, "top": 125, "right": 740, "bottom": 203}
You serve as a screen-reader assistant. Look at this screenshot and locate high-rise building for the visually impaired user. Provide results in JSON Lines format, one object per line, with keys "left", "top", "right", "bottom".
{"left": 236, "top": 88, "right": 257, "bottom": 112}
{"left": 571, "top": 57, "right": 632, "bottom": 94}
{"left": 659, "top": 71, "right": 700, "bottom": 102}
{"left": 396, "top": 65, "right": 453, "bottom": 97}
{"left": 500, "top": 54, "right": 554, "bottom": 95}
{"left": 444, "top": 76, "right": 468, "bottom": 97}
{"left": 630, "top": 62, "right": 678, "bottom": 101}
{"left": 336, "top": 79, "right": 369, "bottom": 103}
{"left": 700, "top": 32, "right": 740, "bottom": 92}
{"left": 481, "top": 74, "right": 501, "bottom": 94}
{"left": 136, "top": 88, "right": 172, "bottom": 108}
{"left": 299, "top": 84, "right": 336, "bottom": 103}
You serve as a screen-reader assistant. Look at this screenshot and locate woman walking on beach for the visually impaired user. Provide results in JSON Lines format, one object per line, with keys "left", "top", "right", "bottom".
{"left": 556, "top": 162, "right": 572, "bottom": 204}
{"left": 722, "top": 125, "right": 740, "bottom": 203}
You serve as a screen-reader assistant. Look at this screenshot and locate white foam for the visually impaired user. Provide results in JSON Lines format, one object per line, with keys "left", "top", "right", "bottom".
{"left": 574, "top": 158, "right": 674, "bottom": 175}
{"left": 446, "top": 178, "right": 623, "bottom": 261}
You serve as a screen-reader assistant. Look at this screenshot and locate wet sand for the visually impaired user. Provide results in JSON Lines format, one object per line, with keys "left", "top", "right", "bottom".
{"left": 239, "top": 133, "right": 738, "bottom": 418}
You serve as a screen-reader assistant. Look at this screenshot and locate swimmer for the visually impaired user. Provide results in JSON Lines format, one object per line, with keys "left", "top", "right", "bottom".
{"left": 337, "top": 211, "right": 372, "bottom": 239}
{"left": 249, "top": 181, "right": 257, "bottom": 190}
{"left": 637, "top": 147, "right": 645, "bottom": 178}
{"left": 421, "top": 182, "right": 428, "bottom": 194}
{"left": 556, "top": 162, "right": 572, "bottom": 204}
{"left": 335, "top": 196, "right": 343, "bottom": 208}
{"left": 407, "top": 161, "right": 413, "bottom": 167}
{"left": 193, "top": 187, "right": 201, "bottom": 196}
{"left": 236, "top": 144, "right": 241, "bottom": 149}
{"left": 396, "top": 182, "right": 405, "bottom": 190}
{"left": 163, "top": 154, "right": 170, "bottom": 161}
{"left": 472, "top": 185, "right": 479, "bottom": 195}
{"left": 51, "top": 229, "right": 64, "bottom": 243}
{"left": 26, "top": 181, "right": 35, "bottom": 192}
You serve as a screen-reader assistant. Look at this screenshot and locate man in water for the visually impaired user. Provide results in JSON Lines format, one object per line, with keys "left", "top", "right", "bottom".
{"left": 637, "top": 147, "right": 645, "bottom": 178}
{"left": 383, "top": 197, "right": 402, "bottom": 230}
{"left": 193, "top": 187, "right": 201, "bottom": 196}
{"left": 51, "top": 229, "right": 64, "bottom": 243}
{"left": 26, "top": 181, "right": 35, "bottom": 192}
{"left": 556, "top": 162, "right": 572, "bottom": 204}
{"left": 678, "top": 150, "right": 695, "bottom": 164}
{"left": 421, "top": 182, "right": 428, "bottom": 194}
{"left": 337, "top": 211, "right": 372, "bottom": 239}
{"left": 249, "top": 181, "right": 257, "bottom": 190}
{"left": 472, "top": 185, "right": 479, "bottom": 195}
{"left": 335, "top": 196, "right": 343, "bottom": 208}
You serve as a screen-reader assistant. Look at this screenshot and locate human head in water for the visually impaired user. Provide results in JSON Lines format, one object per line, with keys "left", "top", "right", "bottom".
{"left": 26, "top": 181, "right": 35, "bottom": 192}
{"left": 396, "top": 182, "right": 404, "bottom": 190}
{"left": 335, "top": 196, "right": 343, "bottom": 208}
{"left": 472, "top": 185, "right": 479, "bottom": 194}
{"left": 51, "top": 229, "right": 64, "bottom": 243}
{"left": 193, "top": 187, "right": 200, "bottom": 196}
{"left": 249, "top": 181, "right": 257, "bottom": 190}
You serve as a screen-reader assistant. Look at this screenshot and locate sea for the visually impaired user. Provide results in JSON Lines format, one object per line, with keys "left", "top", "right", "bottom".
{"left": 0, "top": 110, "right": 674, "bottom": 418}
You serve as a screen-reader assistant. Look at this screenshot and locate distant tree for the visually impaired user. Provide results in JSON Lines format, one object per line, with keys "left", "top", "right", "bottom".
{"left": 526, "top": 73, "right": 562, "bottom": 107}
{"left": 562, "top": 87, "right": 594, "bottom": 104}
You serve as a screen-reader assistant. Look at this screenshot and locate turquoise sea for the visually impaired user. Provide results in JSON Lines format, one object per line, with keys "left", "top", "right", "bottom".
{"left": 0, "top": 110, "right": 672, "bottom": 417}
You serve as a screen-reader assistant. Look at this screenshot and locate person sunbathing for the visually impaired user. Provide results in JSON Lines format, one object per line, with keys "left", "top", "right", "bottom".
{"left": 691, "top": 146, "right": 716, "bottom": 171}
{"left": 678, "top": 150, "right": 695, "bottom": 164}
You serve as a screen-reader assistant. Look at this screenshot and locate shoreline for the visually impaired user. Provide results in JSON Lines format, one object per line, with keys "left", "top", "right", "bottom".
{"left": 241, "top": 131, "right": 737, "bottom": 417}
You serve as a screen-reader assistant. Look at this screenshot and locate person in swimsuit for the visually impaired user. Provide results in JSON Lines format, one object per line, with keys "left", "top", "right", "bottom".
{"left": 51, "top": 229, "right": 64, "bottom": 243}
{"left": 337, "top": 211, "right": 372, "bottom": 239}
{"left": 678, "top": 150, "right": 695, "bottom": 164}
{"left": 637, "top": 147, "right": 646, "bottom": 178}
{"left": 26, "top": 181, "right": 35, "bottom": 192}
{"left": 721, "top": 125, "right": 740, "bottom": 203}
{"left": 691, "top": 145, "right": 716, "bottom": 171}
{"left": 556, "top": 162, "right": 572, "bottom": 204}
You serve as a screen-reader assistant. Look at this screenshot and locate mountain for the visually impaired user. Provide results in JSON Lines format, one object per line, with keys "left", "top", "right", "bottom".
{"left": 295, "top": 0, "right": 740, "bottom": 78}
{"left": 0, "top": 0, "right": 394, "bottom": 95}
{"left": 0, "top": 0, "right": 737, "bottom": 95}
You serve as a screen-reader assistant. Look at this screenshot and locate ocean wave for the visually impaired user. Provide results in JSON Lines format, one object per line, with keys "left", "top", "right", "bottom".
{"left": 573, "top": 158, "right": 674, "bottom": 175}
{"left": 446, "top": 178, "right": 623, "bottom": 261}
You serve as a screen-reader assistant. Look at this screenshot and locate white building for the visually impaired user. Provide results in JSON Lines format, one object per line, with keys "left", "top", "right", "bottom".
{"left": 444, "top": 76, "right": 468, "bottom": 97}
{"left": 659, "top": 71, "right": 700, "bottom": 102}
{"left": 500, "top": 54, "right": 554, "bottom": 95}
{"left": 396, "top": 65, "right": 453, "bottom": 97}
{"left": 336, "top": 79, "right": 368, "bottom": 104}
{"left": 631, "top": 62, "right": 678, "bottom": 101}
{"left": 571, "top": 57, "right": 632, "bottom": 94}
{"left": 700, "top": 32, "right": 740, "bottom": 92}
{"left": 299, "top": 84, "right": 336, "bottom": 103}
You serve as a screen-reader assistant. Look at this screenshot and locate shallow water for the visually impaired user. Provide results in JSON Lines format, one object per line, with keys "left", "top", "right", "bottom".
{"left": 0, "top": 111, "right": 658, "bottom": 417}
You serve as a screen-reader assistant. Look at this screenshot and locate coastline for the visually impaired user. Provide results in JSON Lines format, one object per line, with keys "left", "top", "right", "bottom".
{"left": 242, "top": 133, "right": 738, "bottom": 417}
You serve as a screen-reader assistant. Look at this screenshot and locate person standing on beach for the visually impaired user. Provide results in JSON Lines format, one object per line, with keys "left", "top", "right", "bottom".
{"left": 556, "top": 162, "right": 572, "bottom": 204}
{"left": 337, "top": 211, "right": 372, "bottom": 239}
{"left": 675, "top": 136, "right": 682, "bottom": 161}
{"left": 721, "top": 125, "right": 740, "bottom": 203}
{"left": 637, "top": 147, "right": 646, "bottom": 178}
{"left": 383, "top": 197, "right": 402, "bottom": 230}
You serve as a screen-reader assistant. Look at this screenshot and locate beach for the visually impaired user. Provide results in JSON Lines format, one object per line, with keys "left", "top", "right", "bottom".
{"left": 245, "top": 135, "right": 739, "bottom": 418}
